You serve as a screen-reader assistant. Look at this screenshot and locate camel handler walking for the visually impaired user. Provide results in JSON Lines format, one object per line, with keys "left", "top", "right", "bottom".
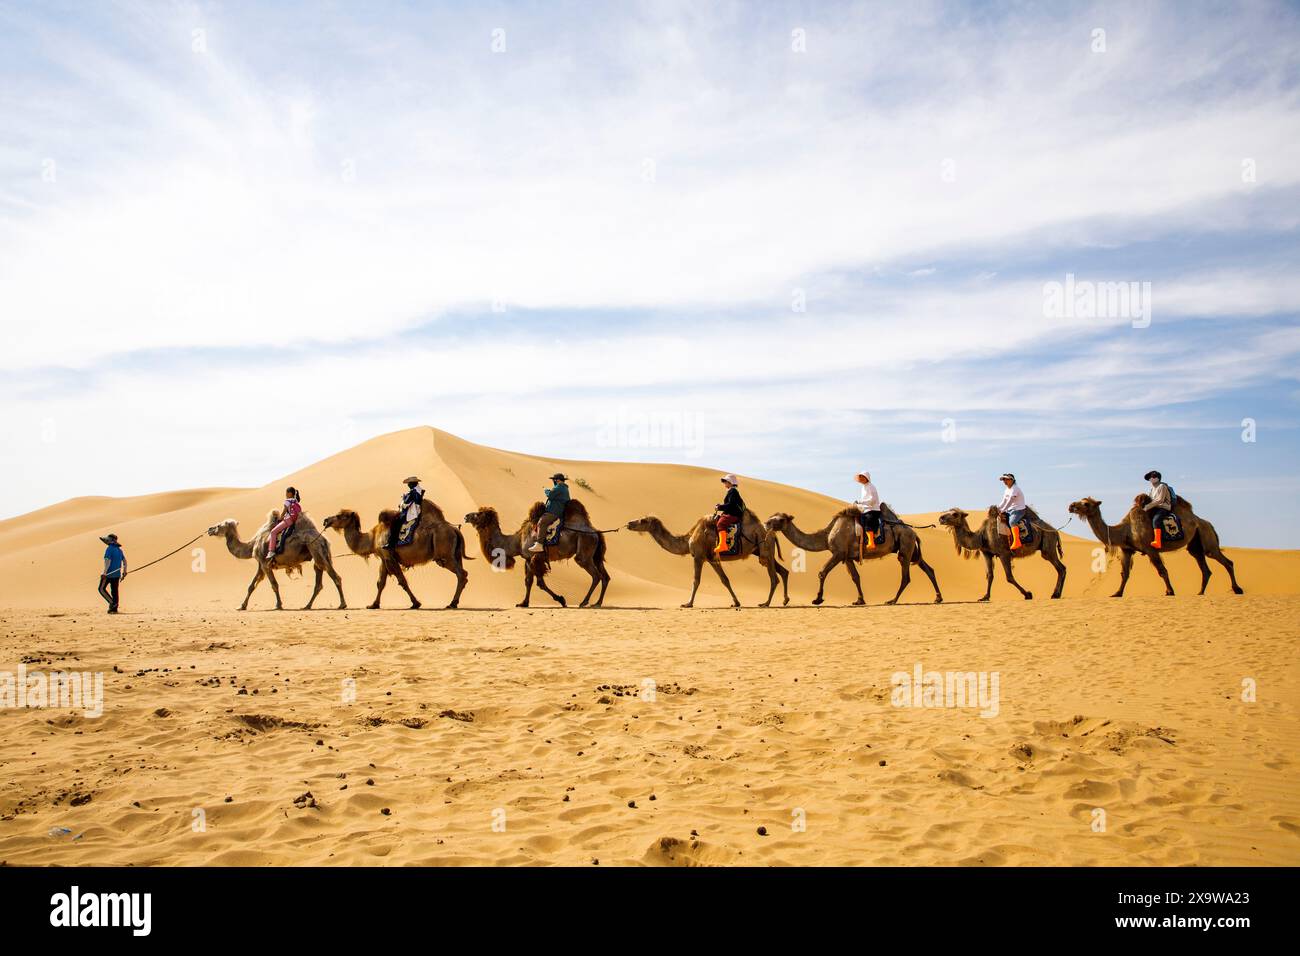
{"left": 386, "top": 477, "right": 425, "bottom": 550}
{"left": 1143, "top": 469, "right": 1174, "bottom": 548}
{"left": 997, "top": 472, "right": 1029, "bottom": 550}
{"left": 529, "top": 473, "right": 570, "bottom": 553}
{"left": 98, "top": 533, "right": 127, "bottom": 614}
{"left": 854, "top": 469, "right": 882, "bottom": 550}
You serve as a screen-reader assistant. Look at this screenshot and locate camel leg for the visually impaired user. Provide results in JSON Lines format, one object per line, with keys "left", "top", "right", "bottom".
{"left": 449, "top": 561, "right": 468, "bottom": 609}
{"left": 1041, "top": 549, "right": 1066, "bottom": 599}
{"left": 1209, "top": 546, "right": 1243, "bottom": 594}
{"left": 593, "top": 559, "right": 611, "bottom": 608}
{"left": 303, "top": 565, "right": 324, "bottom": 610}
{"left": 1112, "top": 549, "right": 1133, "bottom": 597}
{"left": 683, "top": 557, "right": 705, "bottom": 608}
{"left": 326, "top": 562, "right": 347, "bottom": 609}
{"left": 886, "top": 553, "right": 912, "bottom": 605}
{"left": 913, "top": 543, "right": 943, "bottom": 603}
{"left": 390, "top": 564, "right": 422, "bottom": 609}
{"left": 845, "top": 557, "right": 866, "bottom": 606}
{"left": 999, "top": 555, "right": 1032, "bottom": 600}
{"left": 811, "top": 555, "right": 841, "bottom": 606}
{"left": 1146, "top": 551, "right": 1175, "bottom": 596}
{"left": 978, "top": 553, "right": 993, "bottom": 602}
{"left": 576, "top": 552, "right": 602, "bottom": 608}
{"left": 240, "top": 566, "right": 265, "bottom": 611}
{"left": 777, "top": 560, "right": 790, "bottom": 606}
{"left": 518, "top": 565, "right": 534, "bottom": 608}
{"left": 1187, "top": 534, "right": 1212, "bottom": 595}
{"left": 533, "top": 569, "right": 567, "bottom": 607}
{"left": 435, "top": 556, "right": 468, "bottom": 609}
{"left": 369, "top": 563, "right": 388, "bottom": 609}
{"left": 708, "top": 558, "right": 741, "bottom": 608}
{"left": 264, "top": 565, "right": 284, "bottom": 610}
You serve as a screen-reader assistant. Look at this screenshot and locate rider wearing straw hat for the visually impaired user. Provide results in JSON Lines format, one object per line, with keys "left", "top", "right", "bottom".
{"left": 386, "top": 477, "right": 425, "bottom": 550}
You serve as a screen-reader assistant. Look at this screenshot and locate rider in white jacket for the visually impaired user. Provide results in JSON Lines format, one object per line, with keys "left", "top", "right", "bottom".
{"left": 997, "top": 473, "right": 1028, "bottom": 549}
{"left": 855, "top": 470, "right": 882, "bottom": 549}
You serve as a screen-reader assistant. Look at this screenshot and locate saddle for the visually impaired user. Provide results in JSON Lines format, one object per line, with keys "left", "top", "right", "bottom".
{"left": 534, "top": 520, "right": 565, "bottom": 548}
{"left": 716, "top": 523, "right": 743, "bottom": 558}
{"left": 996, "top": 515, "right": 1035, "bottom": 549}
{"left": 1153, "top": 510, "right": 1184, "bottom": 543}
{"left": 382, "top": 509, "right": 421, "bottom": 549}
{"left": 853, "top": 518, "right": 885, "bottom": 558}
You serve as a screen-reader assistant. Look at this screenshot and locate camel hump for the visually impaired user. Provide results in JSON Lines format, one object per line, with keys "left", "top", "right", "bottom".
{"left": 378, "top": 508, "right": 399, "bottom": 524}
{"left": 526, "top": 501, "right": 548, "bottom": 524}
{"left": 563, "top": 498, "right": 591, "bottom": 525}
{"left": 879, "top": 502, "right": 900, "bottom": 523}
{"left": 421, "top": 500, "right": 447, "bottom": 522}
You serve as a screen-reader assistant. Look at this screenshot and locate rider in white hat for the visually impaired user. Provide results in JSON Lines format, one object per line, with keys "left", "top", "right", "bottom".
{"left": 854, "top": 469, "right": 882, "bottom": 549}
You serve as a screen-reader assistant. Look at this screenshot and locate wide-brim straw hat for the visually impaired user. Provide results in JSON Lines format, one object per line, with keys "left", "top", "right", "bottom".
{"left": 550, "top": 473, "right": 568, "bottom": 481}
{"left": 99, "top": 534, "right": 120, "bottom": 545}
{"left": 403, "top": 476, "right": 421, "bottom": 485}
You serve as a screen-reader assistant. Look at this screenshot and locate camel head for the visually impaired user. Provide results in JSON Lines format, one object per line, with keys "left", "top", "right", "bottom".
{"left": 625, "top": 516, "right": 660, "bottom": 534}
{"left": 938, "top": 508, "right": 969, "bottom": 530}
{"left": 463, "top": 507, "right": 499, "bottom": 530}
{"left": 1067, "top": 497, "right": 1101, "bottom": 518}
{"left": 322, "top": 509, "right": 360, "bottom": 533}
{"left": 207, "top": 519, "right": 238, "bottom": 536}
{"left": 764, "top": 513, "right": 793, "bottom": 533}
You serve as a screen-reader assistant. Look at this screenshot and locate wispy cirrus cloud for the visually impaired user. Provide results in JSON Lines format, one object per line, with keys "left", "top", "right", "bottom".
{"left": 0, "top": 0, "right": 1298, "bottom": 544}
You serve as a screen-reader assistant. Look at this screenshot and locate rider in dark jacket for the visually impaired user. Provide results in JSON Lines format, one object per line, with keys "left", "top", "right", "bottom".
{"left": 715, "top": 474, "right": 744, "bottom": 552}
{"left": 387, "top": 477, "right": 425, "bottom": 549}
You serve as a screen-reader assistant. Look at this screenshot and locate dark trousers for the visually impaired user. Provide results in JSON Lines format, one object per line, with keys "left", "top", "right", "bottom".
{"left": 98, "top": 574, "right": 120, "bottom": 611}
{"left": 859, "top": 510, "right": 881, "bottom": 534}
{"left": 1150, "top": 508, "right": 1172, "bottom": 533}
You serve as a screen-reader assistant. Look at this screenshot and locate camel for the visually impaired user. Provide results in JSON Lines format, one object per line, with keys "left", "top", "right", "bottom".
{"left": 322, "top": 503, "right": 470, "bottom": 609}
{"left": 765, "top": 505, "right": 942, "bottom": 606}
{"left": 938, "top": 506, "right": 1066, "bottom": 601}
{"left": 206, "top": 512, "right": 346, "bottom": 610}
{"left": 1067, "top": 495, "right": 1242, "bottom": 597}
{"left": 462, "top": 500, "right": 611, "bottom": 608}
{"left": 625, "top": 509, "right": 788, "bottom": 608}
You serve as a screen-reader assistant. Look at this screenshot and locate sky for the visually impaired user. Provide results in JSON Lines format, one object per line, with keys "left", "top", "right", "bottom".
{"left": 1, "top": 0, "right": 1298, "bottom": 546}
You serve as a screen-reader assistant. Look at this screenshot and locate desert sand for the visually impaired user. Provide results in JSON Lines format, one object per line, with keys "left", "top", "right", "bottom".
{"left": 0, "top": 427, "right": 1297, "bottom": 865}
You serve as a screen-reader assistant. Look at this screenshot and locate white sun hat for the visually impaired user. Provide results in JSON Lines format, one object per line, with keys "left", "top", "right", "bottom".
{"left": 720, "top": 474, "right": 739, "bottom": 484}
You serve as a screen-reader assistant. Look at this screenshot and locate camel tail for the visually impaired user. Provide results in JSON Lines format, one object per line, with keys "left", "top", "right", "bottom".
{"left": 456, "top": 527, "right": 473, "bottom": 561}
{"left": 594, "top": 530, "right": 608, "bottom": 567}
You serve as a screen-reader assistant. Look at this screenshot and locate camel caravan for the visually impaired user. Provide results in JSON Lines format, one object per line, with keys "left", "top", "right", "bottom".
{"left": 197, "top": 468, "right": 1243, "bottom": 610}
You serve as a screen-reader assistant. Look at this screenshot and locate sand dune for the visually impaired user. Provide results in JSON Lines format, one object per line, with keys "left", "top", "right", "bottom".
{"left": 0, "top": 426, "right": 1294, "bottom": 611}
{"left": 1, "top": 426, "right": 1297, "bottom": 867}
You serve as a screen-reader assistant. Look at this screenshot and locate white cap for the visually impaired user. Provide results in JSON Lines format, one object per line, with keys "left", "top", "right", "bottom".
{"left": 721, "top": 474, "right": 738, "bottom": 484}
{"left": 857, "top": 469, "right": 871, "bottom": 481}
